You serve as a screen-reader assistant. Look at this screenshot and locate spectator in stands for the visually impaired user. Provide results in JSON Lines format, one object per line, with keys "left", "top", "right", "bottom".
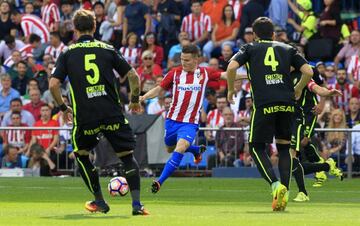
{"left": 59, "top": 0, "right": 75, "bottom": 44}
{"left": 147, "top": 89, "right": 166, "bottom": 116}
{"left": 322, "top": 109, "right": 347, "bottom": 163}
{"left": 230, "top": 79, "right": 248, "bottom": 114}
{"left": 242, "top": 27, "right": 255, "bottom": 44}
{"left": 24, "top": 2, "right": 35, "bottom": 15}
{"left": 238, "top": 93, "right": 252, "bottom": 127}
{"left": 93, "top": 1, "right": 106, "bottom": 41}
{"left": 44, "top": 31, "right": 68, "bottom": 62}
{"left": 140, "top": 32, "right": 164, "bottom": 66}
{"left": 324, "top": 63, "right": 337, "bottom": 85}
{"left": 120, "top": 32, "right": 140, "bottom": 68}
{"left": 204, "top": 88, "right": 217, "bottom": 113}
{"left": 0, "top": 144, "right": 23, "bottom": 168}
{"left": 274, "top": 26, "right": 289, "bottom": 43}
{"left": 0, "top": 73, "right": 20, "bottom": 118}
{"left": 203, "top": 4, "right": 239, "bottom": 59}
{"left": 137, "top": 50, "right": 163, "bottom": 94}
{"left": 238, "top": 0, "right": 264, "bottom": 39}
{"left": 346, "top": 97, "right": 360, "bottom": 128}
{"left": 347, "top": 49, "right": 360, "bottom": 87}
{"left": 316, "top": 61, "right": 326, "bottom": 81}
{"left": 41, "top": 0, "right": 61, "bottom": 31}
{"left": 202, "top": 0, "right": 227, "bottom": 26}
{"left": 350, "top": 124, "right": 360, "bottom": 172}
{"left": 122, "top": 0, "right": 151, "bottom": 45}
{"left": 28, "top": 104, "right": 59, "bottom": 156}
{"left": 0, "top": 35, "right": 25, "bottom": 61}
{"left": 214, "top": 107, "right": 247, "bottom": 167}
{"left": 318, "top": 0, "right": 341, "bottom": 43}
{"left": 268, "top": 0, "right": 288, "bottom": 30}
{"left": 2, "top": 111, "right": 31, "bottom": 154}
{"left": 0, "top": 0, "right": 16, "bottom": 39}
{"left": 27, "top": 143, "right": 56, "bottom": 176}
{"left": 334, "top": 30, "right": 360, "bottom": 70}
{"left": 11, "top": 61, "right": 30, "bottom": 95}
{"left": 228, "top": 0, "right": 243, "bottom": 22}
{"left": 329, "top": 68, "right": 359, "bottom": 112}
{"left": 11, "top": 10, "right": 50, "bottom": 43}
{"left": 208, "top": 58, "right": 227, "bottom": 93}
{"left": 1, "top": 98, "right": 35, "bottom": 126}
{"left": 3, "top": 50, "right": 21, "bottom": 68}
{"left": 108, "top": 0, "right": 127, "bottom": 48}
{"left": 22, "top": 88, "right": 45, "bottom": 121}
{"left": 205, "top": 94, "right": 228, "bottom": 142}
{"left": 287, "top": 0, "right": 317, "bottom": 45}
{"left": 218, "top": 43, "right": 233, "bottom": 71}
{"left": 181, "top": 0, "right": 211, "bottom": 47}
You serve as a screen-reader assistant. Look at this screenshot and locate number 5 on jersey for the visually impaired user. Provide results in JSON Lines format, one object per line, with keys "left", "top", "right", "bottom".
{"left": 85, "top": 54, "right": 100, "bottom": 85}
{"left": 264, "top": 47, "right": 279, "bottom": 71}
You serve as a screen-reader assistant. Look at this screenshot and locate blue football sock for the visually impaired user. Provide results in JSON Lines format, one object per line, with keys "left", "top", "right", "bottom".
{"left": 158, "top": 151, "right": 184, "bottom": 185}
{"left": 185, "top": 145, "right": 200, "bottom": 156}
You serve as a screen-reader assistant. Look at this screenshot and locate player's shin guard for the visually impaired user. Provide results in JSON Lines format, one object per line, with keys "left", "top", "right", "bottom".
{"left": 276, "top": 144, "right": 292, "bottom": 190}
{"left": 301, "top": 162, "right": 330, "bottom": 175}
{"left": 74, "top": 152, "right": 103, "bottom": 201}
{"left": 304, "top": 142, "right": 321, "bottom": 163}
{"left": 292, "top": 158, "right": 307, "bottom": 195}
{"left": 120, "top": 154, "right": 141, "bottom": 207}
{"left": 249, "top": 143, "right": 278, "bottom": 185}
{"left": 158, "top": 151, "right": 184, "bottom": 185}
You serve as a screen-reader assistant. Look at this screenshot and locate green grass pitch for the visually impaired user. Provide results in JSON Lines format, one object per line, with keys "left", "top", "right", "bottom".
{"left": 0, "top": 177, "right": 359, "bottom": 226}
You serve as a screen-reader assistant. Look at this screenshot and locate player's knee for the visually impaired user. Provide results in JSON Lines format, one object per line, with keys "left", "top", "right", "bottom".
{"left": 175, "top": 139, "right": 190, "bottom": 153}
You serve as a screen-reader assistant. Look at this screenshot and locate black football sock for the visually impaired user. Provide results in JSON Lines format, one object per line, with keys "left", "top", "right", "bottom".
{"left": 292, "top": 158, "right": 307, "bottom": 195}
{"left": 74, "top": 152, "right": 103, "bottom": 201}
{"left": 249, "top": 142, "right": 278, "bottom": 185}
{"left": 301, "top": 162, "right": 330, "bottom": 175}
{"left": 120, "top": 154, "right": 141, "bottom": 207}
{"left": 276, "top": 143, "right": 292, "bottom": 190}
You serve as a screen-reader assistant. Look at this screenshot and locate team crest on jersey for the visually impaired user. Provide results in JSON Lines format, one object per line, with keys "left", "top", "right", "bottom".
{"left": 194, "top": 69, "right": 203, "bottom": 80}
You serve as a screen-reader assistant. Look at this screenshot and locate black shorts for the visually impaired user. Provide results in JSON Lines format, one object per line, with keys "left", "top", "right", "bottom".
{"left": 249, "top": 103, "right": 294, "bottom": 143}
{"left": 71, "top": 115, "right": 136, "bottom": 152}
{"left": 290, "top": 110, "right": 317, "bottom": 151}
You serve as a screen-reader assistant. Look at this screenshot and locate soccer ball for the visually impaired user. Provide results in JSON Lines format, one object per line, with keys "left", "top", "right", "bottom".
{"left": 108, "top": 177, "right": 129, "bottom": 196}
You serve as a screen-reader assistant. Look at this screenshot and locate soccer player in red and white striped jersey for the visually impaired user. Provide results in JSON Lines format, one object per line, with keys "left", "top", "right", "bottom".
{"left": 41, "top": 0, "right": 60, "bottom": 31}
{"left": 328, "top": 68, "right": 359, "bottom": 112}
{"left": 228, "top": 0, "right": 244, "bottom": 21}
{"left": 140, "top": 44, "right": 232, "bottom": 193}
{"left": 44, "top": 32, "right": 68, "bottom": 61}
{"left": 11, "top": 11, "right": 50, "bottom": 43}
{"left": 181, "top": 1, "right": 211, "bottom": 44}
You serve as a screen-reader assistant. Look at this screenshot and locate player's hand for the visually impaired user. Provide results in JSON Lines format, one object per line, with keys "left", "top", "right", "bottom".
{"left": 62, "top": 107, "right": 73, "bottom": 125}
{"left": 328, "top": 89, "right": 342, "bottom": 97}
{"left": 139, "top": 96, "right": 146, "bottom": 103}
{"left": 128, "top": 102, "right": 141, "bottom": 113}
{"left": 227, "top": 90, "right": 236, "bottom": 104}
{"left": 312, "top": 104, "right": 323, "bottom": 115}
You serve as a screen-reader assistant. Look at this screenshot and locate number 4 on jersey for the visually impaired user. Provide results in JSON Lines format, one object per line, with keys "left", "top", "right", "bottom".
{"left": 264, "top": 47, "right": 279, "bottom": 71}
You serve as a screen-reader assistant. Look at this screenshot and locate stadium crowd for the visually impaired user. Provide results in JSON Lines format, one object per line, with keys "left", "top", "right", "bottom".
{"left": 0, "top": 0, "right": 360, "bottom": 174}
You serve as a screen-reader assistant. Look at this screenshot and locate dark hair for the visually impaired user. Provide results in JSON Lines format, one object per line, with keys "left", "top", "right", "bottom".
{"left": 73, "top": 9, "right": 95, "bottom": 33}
{"left": 41, "top": 103, "right": 51, "bottom": 109}
{"left": 30, "top": 143, "right": 45, "bottom": 155}
{"left": 142, "top": 32, "right": 158, "bottom": 52}
{"left": 61, "top": 0, "right": 73, "bottom": 6}
{"left": 50, "top": 31, "right": 61, "bottom": 39}
{"left": 191, "top": 0, "right": 201, "bottom": 6}
{"left": 216, "top": 94, "right": 227, "bottom": 100}
{"left": 92, "top": 1, "right": 104, "bottom": 9}
{"left": 10, "top": 97, "right": 22, "bottom": 105}
{"left": 3, "top": 144, "right": 18, "bottom": 155}
{"left": 4, "top": 35, "right": 15, "bottom": 44}
{"left": 29, "top": 34, "right": 41, "bottom": 43}
{"left": 126, "top": 32, "right": 137, "bottom": 46}
{"left": 181, "top": 44, "right": 199, "bottom": 57}
{"left": 252, "top": 17, "right": 274, "bottom": 40}
{"left": 27, "top": 78, "right": 40, "bottom": 86}
{"left": 221, "top": 4, "right": 235, "bottom": 24}
{"left": 10, "top": 9, "right": 20, "bottom": 16}
{"left": 16, "top": 60, "right": 27, "bottom": 67}
{"left": 11, "top": 110, "right": 21, "bottom": 117}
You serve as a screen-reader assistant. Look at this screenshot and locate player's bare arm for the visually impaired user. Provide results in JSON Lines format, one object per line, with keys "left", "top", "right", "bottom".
{"left": 140, "top": 86, "right": 164, "bottom": 102}
{"left": 226, "top": 60, "right": 240, "bottom": 104}
{"left": 49, "top": 77, "right": 73, "bottom": 123}
{"left": 126, "top": 68, "right": 141, "bottom": 112}
{"left": 294, "top": 64, "right": 313, "bottom": 100}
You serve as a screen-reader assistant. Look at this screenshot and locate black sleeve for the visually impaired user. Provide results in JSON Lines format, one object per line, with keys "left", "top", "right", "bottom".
{"left": 312, "top": 67, "right": 324, "bottom": 86}
{"left": 113, "top": 49, "right": 132, "bottom": 78}
{"left": 291, "top": 48, "right": 308, "bottom": 71}
{"left": 231, "top": 44, "right": 249, "bottom": 67}
{"left": 51, "top": 52, "right": 67, "bottom": 82}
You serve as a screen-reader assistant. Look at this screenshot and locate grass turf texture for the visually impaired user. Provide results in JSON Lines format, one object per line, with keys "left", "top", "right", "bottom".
{"left": 0, "top": 177, "right": 359, "bottom": 226}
